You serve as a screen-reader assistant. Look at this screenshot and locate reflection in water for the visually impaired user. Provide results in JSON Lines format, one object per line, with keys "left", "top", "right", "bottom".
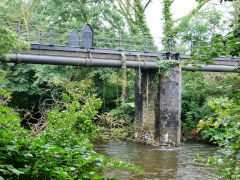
{"left": 94, "top": 141, "right": 219, "bottom": 180}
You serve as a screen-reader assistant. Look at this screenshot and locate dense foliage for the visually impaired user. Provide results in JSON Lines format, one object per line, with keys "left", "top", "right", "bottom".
{"left": 0, "top": 65, "right": 142, "bottom": 179}
{"left": 181, "top": 71, "right": 232, "bottom": 136}
{"left": 0, "top": 10, "right": 141, "bottom": 178}
{"left": 198, "top": 97, "right": 240, "bottom": 178}
{"left": 0, "top": 26, "right": 29, "bottom": 57}
{"left": 0, "top": 91, "right": 141, "bottom": 179}
{"left": 156, "top": 57, "right": 180, "bottom": 75}
{"left": 194, "top": 2, "right": 240, "bottom": 178}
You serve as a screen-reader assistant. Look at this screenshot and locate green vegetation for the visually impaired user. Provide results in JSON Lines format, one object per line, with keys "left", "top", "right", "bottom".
{"left": 0, "top": 0, "right": 240, "bottom": 178}
{"left": 0, "top": 11, "right": 141, "bottom": 179}
{"left": 116, "top": 0, "right": 152, "bottom": 35}
{"left": 161, "top": 1, "right": 240, "bottom": 178}
{"left": 0, "top": 65, "right": 142, "bottom": 179}
{"left": 0, "top": 27, "right": 29, "bottom": 57}
{"left": 181, "top": 71, "right": 232, "bottom": 137}
{"left": 194, "top": 2, "right": 240, "bottom": 178}
{"left": 198, "top": 96, "right": 240, "bottom": 178}
{"left": 0, "top": 90, "right": 142, "bottom": 179}
{"left": 156, "top": 57, "right": 179, "bottom": 75}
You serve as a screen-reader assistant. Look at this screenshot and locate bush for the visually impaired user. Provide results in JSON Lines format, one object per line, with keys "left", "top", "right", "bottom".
{"left": 198, "top": 98, "right": 240, "bottom": 178}
{"left": 42, "top": 94, "right": 102, "bottom": 146}
{"left": 0, "top": 92, "right": 142, "bottom": 179}
{"left": 109, "top": 103, "right": 135, "bottom": 123}
{"left": 181, "top": 71, "right": 230, "bottom": 136}
{"left": 0, "top": 94, "right": 103, "bottom": 179}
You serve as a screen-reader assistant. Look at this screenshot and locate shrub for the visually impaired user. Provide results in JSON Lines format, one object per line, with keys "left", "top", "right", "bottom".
{"left": 0, "top": 92, "right": 142, "bottom": 179}
{"left": 181, "top": 71, "right": 230, "bottom": 135}
{"left": 198, "top": 98, "right": 240, "bottom": 178}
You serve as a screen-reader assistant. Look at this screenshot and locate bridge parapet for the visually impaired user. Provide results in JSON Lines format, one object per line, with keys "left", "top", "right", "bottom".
{"left": 2, "top": 21, "right": 239, "bottom": 58}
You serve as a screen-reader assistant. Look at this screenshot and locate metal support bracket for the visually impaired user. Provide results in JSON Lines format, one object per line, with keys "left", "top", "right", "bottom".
{"left": 165, "top": 52, "right": 173, "bottom": 60}
{"left": 89, "top": 51, "right": 93, "bottom": 66}
{"left": 16, "top": 53, "right": 21, "bottom": 64}
{"left": 173, "top": 53, "right": 180, "bottom": 60}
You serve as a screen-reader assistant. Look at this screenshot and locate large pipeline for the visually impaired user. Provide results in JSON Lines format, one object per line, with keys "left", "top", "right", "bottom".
{"left": 0, "top": 53, "right": 236, "bottom": 72}
{"left": 182, "top": 64, "right": 235, "bottom": 72}
{"left": 2, "top": 54, "right": 156, "bottom": 69}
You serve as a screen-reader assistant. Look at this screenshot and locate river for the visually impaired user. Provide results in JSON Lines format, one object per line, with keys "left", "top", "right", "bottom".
{"left": 94, "top": 141, "right": 219, "bottom": 180}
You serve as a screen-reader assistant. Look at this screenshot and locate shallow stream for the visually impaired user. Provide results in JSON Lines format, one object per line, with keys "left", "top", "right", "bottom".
{"left": 94, "top": 141, "right": 218, "bottom": 180}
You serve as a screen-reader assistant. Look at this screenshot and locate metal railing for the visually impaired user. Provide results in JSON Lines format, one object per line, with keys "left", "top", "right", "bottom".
{"left": 0, "top": 21, "right": 237, "bottom": 56}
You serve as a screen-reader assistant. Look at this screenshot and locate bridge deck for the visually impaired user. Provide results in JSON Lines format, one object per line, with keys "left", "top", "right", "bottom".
{"left": 2, "top": 44, "right": 240, "bottom": 72}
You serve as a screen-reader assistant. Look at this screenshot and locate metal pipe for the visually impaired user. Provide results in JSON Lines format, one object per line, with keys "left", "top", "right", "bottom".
{"left": 182, "top": 64, "right": 235, "bottom": 72}
{"left": 0, "top": 54, "right": 236, "bottom": 72}
{"left": 2, "top": 54, "right": 156, "bottom": 69}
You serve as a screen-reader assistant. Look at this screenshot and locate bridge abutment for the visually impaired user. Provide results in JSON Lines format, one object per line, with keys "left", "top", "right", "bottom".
{"left": 134, "top": 65, "right": 182, "bottom": 147}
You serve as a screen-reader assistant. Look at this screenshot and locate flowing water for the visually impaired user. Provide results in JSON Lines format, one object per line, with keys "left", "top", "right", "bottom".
{"left": 94, "top": 141, "right": 219, "bottom": 180}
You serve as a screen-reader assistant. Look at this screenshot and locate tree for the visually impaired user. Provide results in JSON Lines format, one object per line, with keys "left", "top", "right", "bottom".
{"left": 32, "top": 0, "right": 125, "bottom": 33}
{"left": 176, "top": 7, "right": 228, "bottom": 53}
{"left": 162, "top": 0, "right": 211, "bottom": 41}
{"left": 116, "top": 0, "right": 152, "bottom": 35}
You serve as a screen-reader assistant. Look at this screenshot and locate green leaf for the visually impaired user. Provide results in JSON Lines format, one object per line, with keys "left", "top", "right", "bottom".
{"left": 7, "top": 167, "right": 23, "bottom": 176}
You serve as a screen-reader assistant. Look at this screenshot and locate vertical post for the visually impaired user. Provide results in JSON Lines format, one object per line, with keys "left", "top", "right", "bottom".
{"left": 16, "top": 20, "right": 19, "bottom": 39}
{"left": 119, "top": 31, "right": 121, "bottom": 50}
{"left": 81, "top": 24, "right": 94, "bottom": 49}
{"left": 104, "top": 37, "right": 106, "bottom": 48}
{"left": 49, "top": 23, "right": 53, "bottom": 46}
{"left": 191, "top": 38, "right": 194, "bottom": 54}
{"left": 121, "top": 54, "right": 127, "bottom": 107}
{"left": 144, "top": 33, "right": 148, "bottom": 52}
{"left": 68, "top": 30, "right": 80, "bottom": 47}
{"left": 149, "top": 40, "right": 152, "bottom": 52}
{"left": 39, "top": 30, "right": 42, "bottom": 45}
{"left": 127, "top": 38, "right": 130, "bottom": 51}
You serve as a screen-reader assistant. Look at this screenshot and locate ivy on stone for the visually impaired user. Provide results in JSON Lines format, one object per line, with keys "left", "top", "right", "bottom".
{"left": 151, "top": 56, "right": 179, "bottom": 99}
{"left": 156, "top": 56, "right": 179, "bottom": 76}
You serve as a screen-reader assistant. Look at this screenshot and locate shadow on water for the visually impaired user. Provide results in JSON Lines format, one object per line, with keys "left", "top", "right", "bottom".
{"left": 94, "top": 141, "right": 219, "bottom": 180}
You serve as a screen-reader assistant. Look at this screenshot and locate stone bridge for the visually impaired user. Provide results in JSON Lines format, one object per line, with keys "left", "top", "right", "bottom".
{"left": 1, "top": 23, "right": 239, "bottom": 146}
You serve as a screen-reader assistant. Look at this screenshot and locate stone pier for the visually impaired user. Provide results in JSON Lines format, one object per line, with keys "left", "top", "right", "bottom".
{"left": 134, "top": 65, "right": 182, "bottom": 147}
{"left": 134, "top": 69, "right": 157, "bottom": 141}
